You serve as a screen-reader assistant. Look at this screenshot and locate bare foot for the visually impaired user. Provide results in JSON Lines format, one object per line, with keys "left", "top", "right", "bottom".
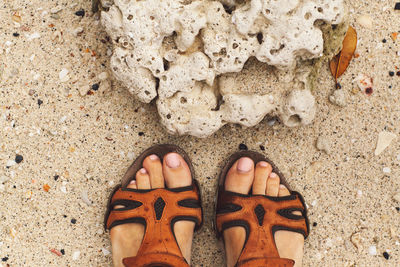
{"left": 110, "top": 153, "right": 195, "bottom": 267}
{"left": 223, "top": 157, "right": 305, "bottom": 267}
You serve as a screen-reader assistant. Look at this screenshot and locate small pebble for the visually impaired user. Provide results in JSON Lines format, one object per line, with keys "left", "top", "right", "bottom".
{"left": 91, "top": 83, "right": 99, "bottom": 91}
{"left": 54, "top": 175, "right": 59, "bottom": 181}
{"left": 239, "top": 143, "right": 248, "bottom": 150}
{"left": 72, "top": 27, "right": 84, "bottom": 36}
{"left": 389, "top": 71, "right": 395, "bottom": 77}
{"left": 71, "top": 218, "right": 77, "bottom": 224}
{"left": 329, "top": 89, "right": 347, "bottom": 107}
{"left": 59, "top": 68, "right": 69, "bottom": 82}
{"left": 383, "top": 167, "right": 391, "bottom": 174}
{"left": 395, "top": 3, "right": 400, "bottom": 10}
{"left": 50, "top": 6, "right": 63, "bottom": 14}
{"left": 127, "top": 151, "right": 135, "bottom": 161}
{"left": 13, "top": 32, "right": 19, "bottom": 37}
{"left": 313, "top": 222, "right": 317, "bottom": 227}
{"left": 37, "top": 99, "right": 43, "bottom": 106}
{"left": 357, "top": 15, "right": 373, "bottom": 29}
{"left": 72, "top": 250, "right": 80, "bottom": 260}
{"left": 383, "top": 252, "right": 390, "bottom": 260}
{"left": 382, "top": 39, "right": 387, "bottom": 43}
{"left": 369, "top": 245, "right": 377, "bottom": 255}
{"left": 15, "top": 154, "right": 23, "bottom": 164}
{"left": 2, "top": 256, "right": 9, "bottom": 262}
{"left": 98, "top": 72, "right": 108, "bottom": 80}
{"left": 75, "top": 9, "right": 85, "bottom": 17}
{"left": 375, "top": 131, "right": 396, "bottom": 156}
{"left": 259, "top": 145, "right": 265, "bottom": 151}
{"left": 81, "top": 190, "right": 92, "bottom": 206}
{"left": 397, "top": 71, "right": 400, "bottom": 77}
{"left": 101, "top": 248, "right": 110, "bottom": 256}
{"left": 316, "top": 136, "right": 330, "bottom": 154}
{"left": 60, "top": 249, "right": 65, "bottom": 255}
{"left": 138, "top": 132, "right": 144, "bottom": 136}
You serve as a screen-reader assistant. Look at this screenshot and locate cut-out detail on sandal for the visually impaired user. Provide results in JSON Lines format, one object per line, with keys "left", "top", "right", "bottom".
{"left": 277, "top": 207, "right": 304, "bottom": 221}
{"left": 177, "top": 198, "right": 201, "bottom": 208}
{"left": 154, "top": 197, "right": 166, "bottom": 220}
{"left": 254, "top": 204, "right": 265, "bottom": 226}
{"left": 111, "top": 199, "right": 143, "bottom": 211}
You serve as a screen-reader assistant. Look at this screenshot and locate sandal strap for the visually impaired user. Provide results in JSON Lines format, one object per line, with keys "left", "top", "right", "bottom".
{"left": 123, "top": 253, "right": 189, "bottom": 267}
{"left": 237, "top": 257, "right": 294, "bottom": 267}
{"left": 216, "top": 190, "right": 308, "bottom": 262}
{"left": 106, "top": 182, "right": 202, "bottom": 262}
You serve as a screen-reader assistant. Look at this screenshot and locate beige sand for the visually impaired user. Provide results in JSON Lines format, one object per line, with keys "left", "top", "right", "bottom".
{"left": 0, "top": 0, "right": 399, "bottom": 266}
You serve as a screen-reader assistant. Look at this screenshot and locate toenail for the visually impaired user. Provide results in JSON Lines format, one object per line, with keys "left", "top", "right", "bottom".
{"left": 270, "top": 172, "right": 277, "bottom": 178}
{"left": 259, "top": 161, "right": 268, "bottom": 167}
{"left": 279, "top": 184, "right": 286, "bottom": 189}
{"left": 237, "top": 157, "right": 253, "bottom": 173}
{"left": 129, "top": 180, "right": 136, "bottom": 184}
{"left": 149, "top": 154, "right": 158, "bottom": 161}
{"left": 140, "top": 168, "right": 147, "bottom": 174}
{"left": 165, "top": 153, "right": 181, "bottom": 168}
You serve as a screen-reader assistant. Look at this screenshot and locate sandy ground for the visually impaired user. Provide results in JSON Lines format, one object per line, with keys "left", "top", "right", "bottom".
{"left": 0, "top": 0, "right": 399, "bottom": 266}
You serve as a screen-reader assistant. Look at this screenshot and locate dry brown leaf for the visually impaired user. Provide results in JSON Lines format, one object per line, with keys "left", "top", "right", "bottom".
{"left": 330, "top": 26, "right": 358, "bottom": 83}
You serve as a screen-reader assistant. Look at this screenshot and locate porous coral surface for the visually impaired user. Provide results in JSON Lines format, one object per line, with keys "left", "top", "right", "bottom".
{"left": 102, "top": 0, "right": 346, "bottom": 137}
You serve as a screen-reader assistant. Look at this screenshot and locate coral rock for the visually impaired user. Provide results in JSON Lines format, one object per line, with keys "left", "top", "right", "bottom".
{"left": 101, "top": 0, "right": 346, "bottom": 137}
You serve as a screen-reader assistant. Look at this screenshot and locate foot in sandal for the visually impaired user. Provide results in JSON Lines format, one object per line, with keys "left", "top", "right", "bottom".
{"left": 216, "top": 153, "right": 309, "bottom": 267}
{"left": 105, "top": 145, "right": 202, "bottom": 267}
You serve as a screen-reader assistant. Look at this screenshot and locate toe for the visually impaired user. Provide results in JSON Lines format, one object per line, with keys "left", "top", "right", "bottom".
{"left": 252, "top": 161, "right": 272, "bottom": 195}
{"left": 266, "top": 172, "right": 280, "bottom": 197}
{"left": 135, "top": 168, "right": 151, "bottom": 189}
{"left": 127, "top": 180, "right": 138, "bottom": 189}
{"left": 162, "top": 153, "right": 192, "bottom": 188}
{"left": 278, "top": 184, "right": 290, "bottom": 197}
{"left": 143, "top": 154, "right": 164, "bottom": 188}
{"left": 225, "top": 157, "right": 254, "bottom": 194}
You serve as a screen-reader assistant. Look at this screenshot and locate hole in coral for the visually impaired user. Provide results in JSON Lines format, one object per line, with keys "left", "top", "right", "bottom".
{"left": 163, "top": 58, "right": 170, "bottom": 71}
{"left": 166, "top": 114, "right": 171, "bottom": 119}
{"left": 317, "top": 7, "right": 323, "bottom": 13}
{"left": 223, "top": 4, "right": 235, "bottom": 14}
{"left": 180, "top": 97, "right": 187, "bottom": 104}
{"left": 219, "top": 48, "right": 227, "bottom": 56}
{"left": 145, "top": 90, "right": 150, "bottom": 95}
{"left": 288, "top": 114, "right": 301, "bottom": 125}
{"left": 127, "top": 15, "right": 133, "bottom": 20}
{"left": 270, "top": 44, "right": 285, "bottom": 55}
{"left": 155, "top": 77, "right": 160, "bottom": 90}
{"left": 265, "top": 9, "right": 271, "bottom": 15}
{"left": 232, "top": 43, "right": 238, "bottom": 49}
{"left": 257, "top": 32, "right": 263, "bottom": 44}
{"left": 211, "top": 96, "right": 224, "bottom": 111}
{"left": 304, "top": 12, "right": 312, "bottom": 20}
{"left": 161, "top": 75, "right": 167, "bottom": 81}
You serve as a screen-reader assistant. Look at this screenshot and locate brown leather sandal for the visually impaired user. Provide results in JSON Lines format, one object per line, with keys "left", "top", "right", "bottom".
{"left": 104, "top": 144, "right": 203, "bottom": 267}
{"left": 215, "top": 151, "right": 310, "bottom": 267}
